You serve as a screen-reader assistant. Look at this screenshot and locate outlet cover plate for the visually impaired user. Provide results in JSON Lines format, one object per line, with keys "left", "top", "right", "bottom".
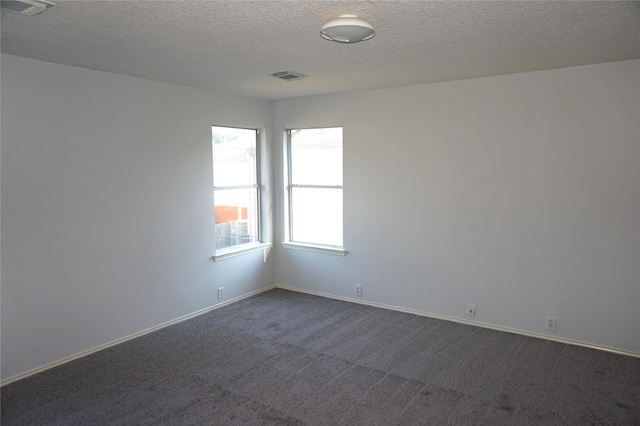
{"left": 467, "top": 303, "right": 476, "bottom": 316}
{"left": 545, "top": 316, "right": 556, "bottom": 331}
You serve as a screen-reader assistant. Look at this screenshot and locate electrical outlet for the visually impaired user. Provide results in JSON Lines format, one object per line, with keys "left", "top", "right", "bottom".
{"left": 545, "top": 316, "right": 556, "bottom": 331}
{"left": 355, "top": 285, "right": 362, "bottom": 297}
{"left": 218, "top": 287, "right": 224, "bottom": 300}
{"left": 467, "top": 303, "right": 476, "bottom": 316}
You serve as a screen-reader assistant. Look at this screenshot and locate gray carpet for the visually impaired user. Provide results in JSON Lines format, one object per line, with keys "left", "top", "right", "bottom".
{"left": 2, "top": 289, "right": 639, "bottom": 425}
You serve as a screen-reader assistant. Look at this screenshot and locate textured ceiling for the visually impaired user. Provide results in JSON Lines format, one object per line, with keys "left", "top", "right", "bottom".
{"left": 2, "top": 1, "right": 639, "bottom": 100}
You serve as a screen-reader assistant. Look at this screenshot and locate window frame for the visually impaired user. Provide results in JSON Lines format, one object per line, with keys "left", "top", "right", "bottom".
{"left": 212, "top": 125, "right": 270, "bottom": 261}
{"left": 283, "top": 127, "right": 346, "bottom": 256}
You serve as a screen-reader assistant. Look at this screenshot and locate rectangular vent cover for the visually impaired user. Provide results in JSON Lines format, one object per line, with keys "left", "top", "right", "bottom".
{"left": 270, "top": 71, "right": 306, "bottom": 82}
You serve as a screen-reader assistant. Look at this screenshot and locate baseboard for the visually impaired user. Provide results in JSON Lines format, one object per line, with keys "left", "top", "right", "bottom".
{"left": 275, "top": 284, "right": 640, "bottom": 359}
{"left": 4, "top": 282, "right": 636, "bottom": 386}
{"left": 0, "top": 285, "right": 277, "bottom": 387}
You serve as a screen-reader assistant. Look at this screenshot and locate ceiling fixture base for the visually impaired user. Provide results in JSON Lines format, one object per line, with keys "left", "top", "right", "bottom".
{"left": 0, "top": 0, "right": 55, "bottom": 15}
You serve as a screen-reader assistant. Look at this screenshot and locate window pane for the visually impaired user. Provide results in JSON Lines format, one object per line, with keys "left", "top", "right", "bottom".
{"left": 291, "top": 187, "right": 343, "bottom": 246}
{"left": 214, "top": 188, "right": 258, "bottom": 249}
{"left": 213, "top": 126, "right": 257, "bottom": 187}
{"left": 291, "top": 128, "right": 342, "bottom": 186}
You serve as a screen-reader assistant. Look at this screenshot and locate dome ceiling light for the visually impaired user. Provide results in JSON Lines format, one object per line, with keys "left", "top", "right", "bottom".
{"left": 320, "top": 16, "right": 375, "bottom": 44}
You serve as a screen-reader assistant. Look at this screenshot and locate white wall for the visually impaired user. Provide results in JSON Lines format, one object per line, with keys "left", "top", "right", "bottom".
{"left": 273, "top": 60, "right": 640, "bottom": 354}
{"left": 2, "top": 55, "right": 638, "bottom": 382}
{"left": 1, "top": 54, "right": 275, "bottom": 381}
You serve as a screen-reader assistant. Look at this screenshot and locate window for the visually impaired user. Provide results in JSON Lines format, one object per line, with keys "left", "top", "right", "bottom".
{"left": 213, "top": 126, "right": 261, "bottom": 256}
{"left": 285, "top": 127, "right": 344, "bottom": 254}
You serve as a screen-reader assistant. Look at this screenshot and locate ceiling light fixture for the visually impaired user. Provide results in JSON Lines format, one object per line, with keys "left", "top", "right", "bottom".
{"left": 320, "top": 16, "right": 375, "bottom": 44}
{"left": 0, "top": 0, "right": 55, "bottom": 15}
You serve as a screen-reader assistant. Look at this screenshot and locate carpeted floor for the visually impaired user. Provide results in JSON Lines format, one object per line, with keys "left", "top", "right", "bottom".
{"left": 2, "top": 288, "right": 639, "bottom": 425}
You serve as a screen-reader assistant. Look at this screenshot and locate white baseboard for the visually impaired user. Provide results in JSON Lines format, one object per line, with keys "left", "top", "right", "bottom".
{"left": 4, "top": 282, "right": 636, "bottom": 386}
{"left": 0, "top": 285, "right": 277, "bottom": 387}
{"left": 274, "top": 284, "right": 640, "bottom": 359}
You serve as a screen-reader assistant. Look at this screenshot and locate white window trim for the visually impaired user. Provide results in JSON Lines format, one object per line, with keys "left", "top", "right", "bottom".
{"left": 283, "top": 128, "right": 345, "bottom": 255}
{"left": 213, "top": 126, "right": 268, "bottom": 259}
{"left": 282, "top": 241, "right": 346, "bottom": 256}
{"left": 213, "top": 242, "right": 272, "bottom": 261}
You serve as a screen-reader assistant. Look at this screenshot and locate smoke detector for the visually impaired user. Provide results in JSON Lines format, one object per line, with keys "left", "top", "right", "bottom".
{"left": 0, "top": 0, "right": 55, "bottom": 15}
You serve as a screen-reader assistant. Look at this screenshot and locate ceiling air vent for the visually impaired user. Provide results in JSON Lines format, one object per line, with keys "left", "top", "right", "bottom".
{"left": 270, "top": 71, "right": 306, "bottom": 82}
{"left": 0, "top": 0, "right": 55, "bottom": 15}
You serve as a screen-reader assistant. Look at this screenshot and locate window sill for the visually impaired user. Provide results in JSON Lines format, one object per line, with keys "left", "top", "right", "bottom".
{"left": 282, "top": 242, "right": 346, "bottom": 256}
{"left": 213, "top": 243, "right": 272, "bottom": 262}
